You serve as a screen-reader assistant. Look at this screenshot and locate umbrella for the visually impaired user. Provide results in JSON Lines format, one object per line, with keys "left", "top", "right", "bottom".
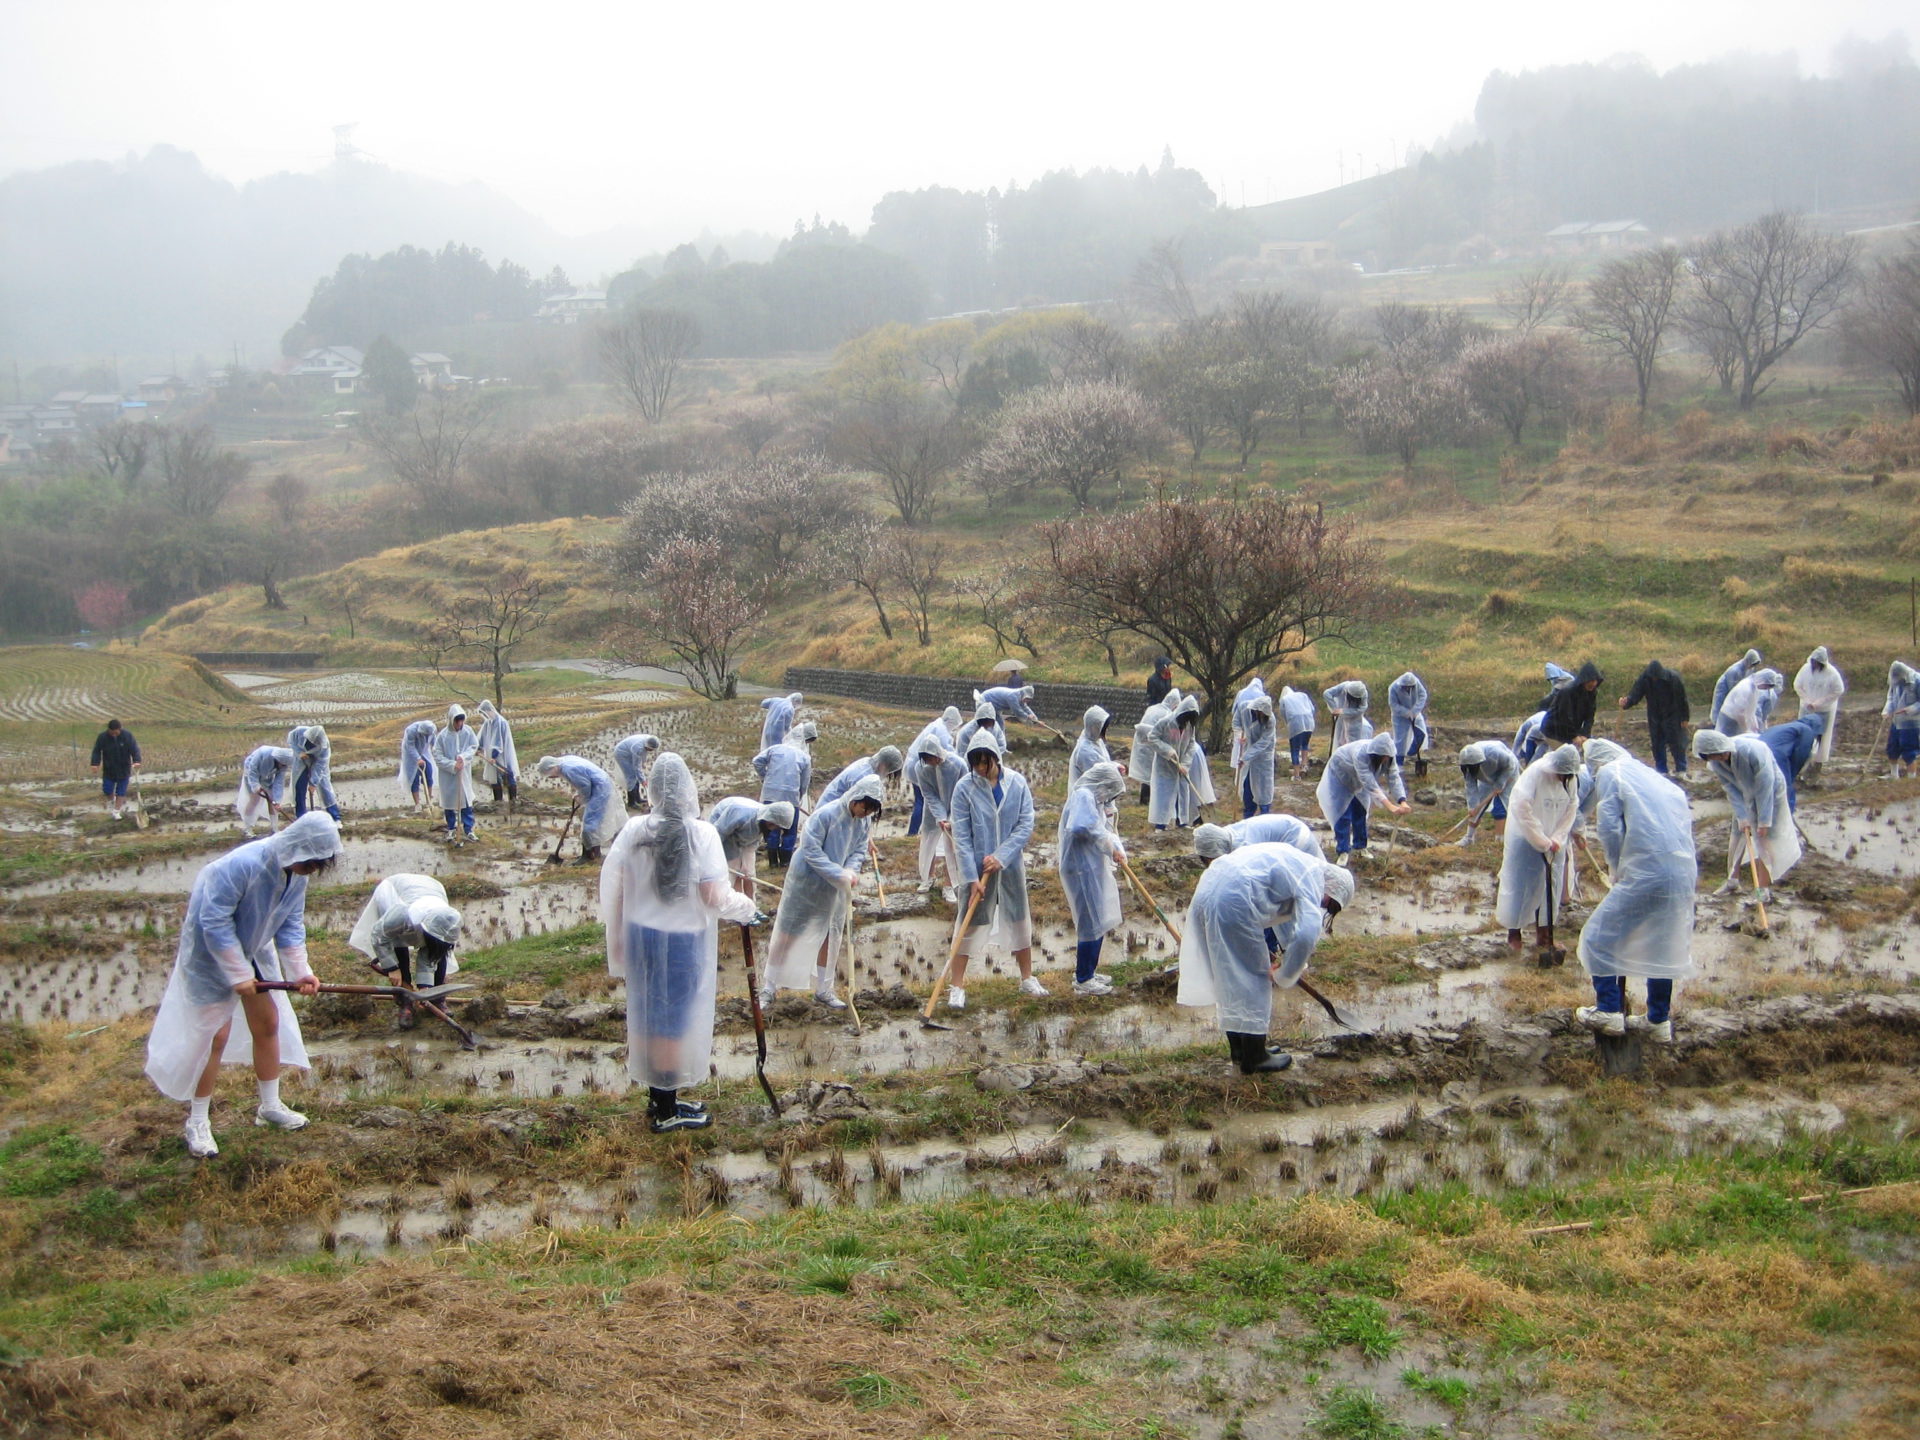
{"left": 988, "top": 658, "right": 1028, "bottom": 676}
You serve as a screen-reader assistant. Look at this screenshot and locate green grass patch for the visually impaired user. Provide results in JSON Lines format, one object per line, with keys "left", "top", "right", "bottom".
{"left": 1, "top": 1127, "right": 102, "bottom": 1198}
{"left": 460, "top": 921, "right": 605, "bottom": 989}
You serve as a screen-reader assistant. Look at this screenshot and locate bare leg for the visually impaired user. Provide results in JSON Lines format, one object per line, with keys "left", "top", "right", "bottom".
{"left": 1012, "top": 946, "right": 1035, "bottom": 980}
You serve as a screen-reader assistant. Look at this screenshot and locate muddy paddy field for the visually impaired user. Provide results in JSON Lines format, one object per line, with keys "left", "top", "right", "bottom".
{"left": 2, "top": 675, "right": 1919, "bottom": 1439}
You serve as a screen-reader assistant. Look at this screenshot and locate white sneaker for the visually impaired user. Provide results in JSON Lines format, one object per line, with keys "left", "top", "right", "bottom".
{"left": 1073, "top": 977, "right": 1113, "bottom": 996}
{"left": 1574, "top": 1006, "right": 1626, "bottom": 1037}
{"left": 917, "top": 879, "right": 935, "bottom": 894}
{"left": 813, "top": 988, "right": 847, "bottom": 1010}
{"left": 184, "top": 1117, "right": 218, "bottom": 1158}
{"left": 947, "top": 986, "right": 966, "bottom": 1011}
{"left": 941, "top": 886, "right": 959, "bottom": 904}
{"left": 1335, "top": 853, "right": 1351, "bottom": 867}
{"left": 254, "top": 1101, "right": 309, "bottom": 1131}
{"left": 1019, "top": 975, "right": 1049, "bottom": 998}
{"left": 1626, "top": 1015, "right": 1674, "bottom": 1044}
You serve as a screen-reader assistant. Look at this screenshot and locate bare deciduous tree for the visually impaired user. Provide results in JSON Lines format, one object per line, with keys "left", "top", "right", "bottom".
{"left": 1841, "top": 236, "right": 1920, "bottom": 416}
{"left": 153, "top": 422, "right": 251, "bottom": 518}
{"left": 823, "top": 391, "right": 971, "bottom": 525}
{"left": 616, "top": 454, "right": 859, "bottom": 580}
{"left": 610, "top": 538, "right": 765, "bottom": 699}
{"left": 1494, "top": 263, "right": 1572, "bottom": 335}
{"left": 720, "top": 399, "right": 788, "bottom": 459}
{"left": 1333, "top": 360, "right": 1475, "bottom": 471}
{"left": 599, "top": 307, "right": 701, "bottom": 422}
{"left": 1575, "top": 246, "right": 1685, "bottom": 411}
{"left": 419, "top": 564, "right": 559, "bottom": 707}
{"left": 1033, "top": 493, "right": 1388, "bottom": 752}
{"left": 1678, "top": 211, "right": 1858, "bottom": 410}
{"left": 1454, "top": 332, "right": 1586, "bottom": 443}
{"left": 91, "top": 421, "right": 151, "bottom": 491}
{"left": 954, "top": 567, "right": 1043, "bottom": 659}
{"left": 361, "top": 390, "right": 493, "bottom": 513}
{"left": 1132, "top": 238, "right": 1200, "bottom": 325}
{"left": 885, "top": 530, "right": 946, "bottom": 647}
{"left": 966, "top": 381, "right": 1164, "bottom": 509}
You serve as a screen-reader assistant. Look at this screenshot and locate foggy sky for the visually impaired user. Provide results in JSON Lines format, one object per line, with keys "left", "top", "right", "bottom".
{"left": 4, "top": 0, "right": 1911, "bottom": 245}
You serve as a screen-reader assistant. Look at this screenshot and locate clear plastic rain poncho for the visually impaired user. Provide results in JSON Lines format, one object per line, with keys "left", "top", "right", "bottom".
{"left": 285, "top": 725, "right": 337, "bottom": 810}
{"left": 914, "top": 710, "right": 957, "bottom": 757}
{"left": 1056, "top": 761, "right": 1127, "bottom": 942}
{"left": 1241, "top": 696, "right": 1278, "bottom": 809}
{"left": 759, "top": 692, "right": 803, "bottom": 753}
{"left": 1694, "top": 730, "right": 1802, "bottom": 881}
{"left": 601, "top": 754, "right": 757, "bottom": 1089}
{"left": 1129, "top": 692, "right": 1176, "bottom": 788}
{"left": 1495, "top": 745, "right": 1584, "bottom": 929}
{"left": 144, "top": 813, "right": 340, "bottom": 1101}
{"left": 1178, "top": 843, "right": 1346, "bottom": 1033}
{"left": 1459, "top": 741, "right": 1521, "bottom": 814}
{"left": 1388, "top": 672, "right": 1429, "bottom": 761}
{"left": 820, "top": 745, "right": 904, "bottom": 807}
{"left": 1316, "top": 734, "right": 1403, "bottom": 829}
{"left": 398, "top": 720, "right": 438, "bottom": 792}
{"left": 764, "top": 777, "right": 882, "bottom": 990}
{"left": 1195, "top": 813, "right": 1322, "bottom": 861}
{"left": 1791, "top": 648, "right": 1844, "bottom": 764}
{"left": 1278, "top": 686, "right": 1317, "bottom": 737}
{"left": 1710, "top": 649, "right": 1763, "bottom": 729}
{"left": 1148, "top": 696, "right": 1207, "bottom": 827}
{"left": 347, "top": 873, "right": 463, "bottom": 976}
{"left": 979, "top": 684, "right": 1042, "bottom": 726}
{"left": 1513, "top": 710, "right": 1548, "bottom": 762}
{"left": 753, "top": 724, "right": 815, "bottom": 805}
{"left": 955, "top": 701, "right": 1003, "bottom": 755}
{"left": 538, "top": 755, "right": 628, "bottom": 851}
{"left": 1069, "top": 705, "right": 1113, "bottom": 791}
{"left": 949, "top": 733, "right": 1036, "bottom": 958}
{"left": 1324, "top": 680, "right": 1371, "bottom": 748}
{"left": 235, "top": 745, "right": 295, "bottom": 829}
{"left": 911, "top": 735, "right": 967, "bottom": 885}
{"left": 1544, "top": 662, "right": 1575, "bottom": 692}
{"left": 706, "top": 796, "right": 793, "bottom": 875}
{"left": 432, "top": 707, "right": 479, "bottom": 809}
{"left": 475, "top": 700, "right": 519, "bottom": 785}
{"left": 612, "top": 734, "right": 662, "bottom": 794}
{"left": 1882, "top": 662, "right": 1920, "bottom": 729}
{"left": 1576, "top": 741, "right": 1697, "bottom": 982}
{"left": 1719, "top": 668, "right": 1783, "bottom": 735}
{"left": 1230, "top": 677, "right": 1267, "bottom": 773}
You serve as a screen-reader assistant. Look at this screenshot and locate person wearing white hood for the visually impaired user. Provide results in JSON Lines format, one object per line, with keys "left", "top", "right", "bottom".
{"left": 1230, "top": 676, "right": 1267, "bottom": 785}
{"left": 978, "top": 683, "right": 1044, "bottom": 729}
{"left": 1131, "top": 689, "right": 1178, "bottom": 805}
{"left": 1710, "top": 649, "right": 1763, "bottom": 731}
{"left": 346, "top": 873, "right": 463, "bottom": 1029}
{"left": 705, "top": 795, "right": 796, "bottom": 899}
{"left": 759, "top": 691, "right": 803, "bottom": 753}
{"left": 1692, "top": 729, "right": 1801, "bottom": 898}
{"left": 432, "top": 705, "right": 480, "bottom": 843}
{"left": 955, "top": 700, "right": 1004, "bottom": 756}
{"left": 907, "top": 706, "right": 963, "bottom": 836}
{"left": 235, "top": 744, "right": 296, "bottom": 836}
{"left": 1496, "top": 744, "right": 1584, "bottom": 955}
{"left": 1148, "top": 694, "right": 1212, "bottom": 830}
{"left": 1572, "top": 740, "right": 1696, "bottom": 1041}
{"left": 1279, "top": 686, "right": 1317, "bottom": 780}
{"left": 762, "top": 774, "right": 884, "bottom": 1009}
{"left": 1790, "top": 648, "right": 1845, "bottom": 768}
{"left": 1718, "top": 668, "right": 1783, "bottom": 735}
{"left": 910, "top": 733, "right": 967, "bottom": 901}
{"left": 943, "top": 730, "right": 1041, "bottom": 1008}
{"left": 287, "top": 724, "right": 341, "bottom": 821}
{"left": 1177, "top": 842, "right": 1355, "bottom": 1074}
{"left": 1457, "top": 741, "right": 1521, "bottom": 846}
{"left": 1387, "top": 671, "right": 1431, "bottom": 779}
{"left": 1194, "top": 813, "right": 1323, "bottom": 862}
{"left": 1068, "top": 705, "right": 1115, "bottom": 792}
{"left": 1323, "top": 679, "right": 1370, "bottom": 752}
{"left": 1057, "top": 761, "right": 1129, "bottom": 995}
{"left": 1316, "top": 731, "right": 1410, "bottom": 863}
{"left": 1884, "top": 661, "right": 1920, "bottom": 778}
{"left": 475, "top": 700, "right": 520, "bottom": 806}
{"left": 819, "top": 744, "right": 905, "bottom": 807}
{"left": 602, "top": 753, "right": 764, "bottom": 1133}
{"left": 146, "top": 812, "right": 340, "bottom": 1158}
{"left": 753, "top": 721, "right": 816, "bottom": 867}
{"left": 398, "top": 719, "right": 438, "bottom": 806}
{"left": 1239, "top": 695, "right": 1278, "bottom": 817}
{"left": 535, "top": 755, "right": 629, "bottom": 865}
{"left": 613, "top": 733, "right": 663, "bottom": 808}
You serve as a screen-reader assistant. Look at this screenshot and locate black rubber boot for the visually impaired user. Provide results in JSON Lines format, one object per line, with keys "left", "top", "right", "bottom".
{"left": 1228, "top": 1033, "right": 1294, "bottom": 1074}
{"left": 574, "top": 845, "right": 603, "bottom": 867}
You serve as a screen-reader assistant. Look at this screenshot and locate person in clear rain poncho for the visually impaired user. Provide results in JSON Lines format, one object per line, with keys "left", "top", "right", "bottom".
{"left": 1068, "top": 705, "right": 1115, "bottom": 793}
{"left": 908, "top": 706, "right": 962, "bottom": 836}
{"left": 1178, "top": 842, "right": 1356, "bottom": 1074}
{"left": 1131, "top": 690, "right": 1177, "bottom": 806}
{"left": 1791, "top": 648, "right": 1844, "bottom": 768}
{"left": 476, "top": 700, "right": 519, "bottom": 806}
{"left": 1759, "top": 714, "right": 1826, "bottom": 813}
{"left": 347, "top": 872, "right": 462, "bottom": 1029}
{"left": 1457, "top": 741, "right": 1521, "bottom": 847}
{"left": 1323, "top": 680, "right": 1371, "bottom": 751}
{"left": 1230, "top": 677, "right": 1266, "bottom": 786}
{"left": 1513, "top": 708, "right": 1548, "bottom": 764}
{"left": 1544, "top": 661, "right": 1576, "bottom": 692}
{"left": 1884, "top": 662, "right": 1920, "bottom": 778}
{"left": 601, "top": 754, "right": 763, "bottom": 1133}
{"left": 705, "top": 796, "right": 795, "bottom": 899}
{"left": 753, "top": 721, "right": 816, "bottom": 866}
{"left": 1239, "top": 695, "right": 1277, "bottom": 817}
{"left": 762, "top": 775, "right": 884, "bottom": 1009}
{"left": 1496, "top": 744, "right": 1584, "bottom": 954}
{"left": 819, "top": 745, "right": 904, "bottom": 807}
{"left": 535, "top": 755, "right": 628, "bottom": 865}
{"left": 1387, "top": 671, "right": 1430, "bottom": 778}
{"left": 287, "top": 725, "right": 341, "bottom": 821}
{"left": 612, "top": 733, "right": 662, "bottom": 808}
{"left": 955, "top": 700, "right": 1003, "bottom": 757}
{"left": 911, "top": 733, "right": 967, "bottom": 902}
{"left": 235, "top": 745, "right": 295, "bottom": 836}
{"left": 1710, "top": 649, "right": 1763, "bottom": 731}
{"left": 432, "top": 705, "right": 479, "bottom": 842}
{"left": 1279, "top": 686, "right": 1317, "bottom": 780}
{"left": 1572, "top": 740, "right": 1697, "bottom": 1042}
{"left": 146, "top": 813, "right": 340, "bottom": 1158}
{"left": 942, "top": 731, "right": 1041, "bottom": 1009}
{"left": 1056, "top": 760, "right": 1128, "bottom": 996}
{"left": 1149, "top": 695, "right": 1212, "bottom": 830}
{"left": 399, "top": 719, "right": 437, "bottom": 805}
{"left": 1692, "top": 730, "right": 1801, "bottom": 900}
{"left": 1719, "top": 668, "right": 1783, "bottom": 736}
{"left": 759, "top": 691, "right": 803, "bottom": 753}
{"left": 978, "top": 683, "right": 1044, "bottom": 729}
{"left": 1316, "top": 731, "right": 1409, "bottom": 862}
{"left": 1194, "top": 813, "right": 1323, "bottom": 862}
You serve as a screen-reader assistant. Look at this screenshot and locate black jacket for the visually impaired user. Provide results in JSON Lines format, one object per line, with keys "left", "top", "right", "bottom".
{"left": 89, "top": 728, "right": 142, "bottom": 779}
{"left": 1540, "top": 662, "right": 1603, "bottom": 743}
{"left": 1622, "top": 662, "right": 1689, "bottom": 726}
{"left": 1145, "top": 672, "right": 1172, "bottom": 706}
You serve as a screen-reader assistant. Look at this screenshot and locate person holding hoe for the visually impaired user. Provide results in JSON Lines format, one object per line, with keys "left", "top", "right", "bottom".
{"left": 346, "top": 873, "right": 464, "bottom": 1030}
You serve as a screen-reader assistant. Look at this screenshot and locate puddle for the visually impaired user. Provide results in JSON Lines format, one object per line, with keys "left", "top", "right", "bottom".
{"left": 0, "top": 944, "right": 163, "bottom": 1026}
{"left": 1796, "top": 797, "right": 1920, "bottom": 879}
